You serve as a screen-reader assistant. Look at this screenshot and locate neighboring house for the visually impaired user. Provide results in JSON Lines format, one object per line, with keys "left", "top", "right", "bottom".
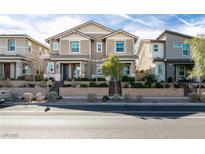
{"left": 0, "top": 34, "right": 49, "bottom": 80}
{"left": 45, "top": 20, "right": 138, "bottom": 81}
{"left": 137, "top": 30, "right": 194, "bottom": 82}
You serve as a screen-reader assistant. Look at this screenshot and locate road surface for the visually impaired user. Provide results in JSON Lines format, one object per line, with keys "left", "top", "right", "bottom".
{"left": 1, "top": 104, "right": 205, "bottom": 138}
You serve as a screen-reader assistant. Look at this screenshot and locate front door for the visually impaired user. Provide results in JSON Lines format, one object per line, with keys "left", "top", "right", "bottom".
{"left": 63, "top": 64, "right": 69, "bottom": 80}
{"left": 4, "top": 63, "right": 11, "bottom": 79}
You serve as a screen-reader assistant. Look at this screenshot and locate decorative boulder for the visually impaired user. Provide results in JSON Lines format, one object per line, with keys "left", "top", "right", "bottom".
{"left": 36, "top": 92, "right": 45, "bottom": 102}
{"left": 23, "top": 93, "right": 34, "bottom": 102}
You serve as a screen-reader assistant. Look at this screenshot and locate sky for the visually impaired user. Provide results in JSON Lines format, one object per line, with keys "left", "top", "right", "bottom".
{"left": 0, "top": 14, "right": 205, "bottom": 45}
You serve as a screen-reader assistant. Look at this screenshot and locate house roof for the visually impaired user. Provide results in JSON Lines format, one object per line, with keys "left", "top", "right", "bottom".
{"left": 0, "top": 34, "right": 49, "bottom": 49}
{"left": 102, "top": 29, "right": 138, "bottom": 40}
{"left": 59, "top": 30, "right": 95, "bottom": 40}
{"left": 45, "top": 20, "right": 114, "bottom": 42}
{"left": 156, "top": 29, "right": 193, "bottom": 40}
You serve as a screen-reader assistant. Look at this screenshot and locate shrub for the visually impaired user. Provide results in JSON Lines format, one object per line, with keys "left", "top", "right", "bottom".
{"left": 124, "top": 93, "right": 131, "bottom": 100}
{"left": 144, "top": 82, "right": 151, "bottom": 88}
{"left": 129, "top": 77, "right": 135, "bottom": 82}
{"left": 91, "top": 77, "right": 106, "bottom": 81}
{"left": 136, "top": 95, "right": 143, "bottom": 102}
{"left": 36, "top": 92, "right": 44, "bottom": 102}
{"left": 47, "top": 91, "right": 58, "bottom": 101}
{"left": 10, "top": 93, "right": 19, "bottom": 102}
{"left": 131, "top": 82, "right": 144, "bottom": 88}
{"left": 188, "top": 92, "right": 200, "bottom": 102}
{"left": 31, "top": 97, "right": 37, "bottom": 101}
{"left": 167, "top": 77, "right": 173, "bottom": 83}
{"left": 174, "top": 83, "right": 180, "bottom": 88}
{"left": 112, "top": 94, "right": 120, "bottom": 102}
{"left": 23, "top": 93, "right": 34, "bottom": 102}
{"left": 121, "top": 75, "right": 135, "bottom": 82}
{"left": 124, "top": 83, "right": 129, "bottom": 88}
{"left": 102, "top": 95, "right": 109, "bottom": 102}
{"left": 89, "top": 82, "right": 97, "bottom": 87}
{"left": 164, "top": 83, "right": 170, "bottom": 88}
{"left": 17, "top": 76, "right": 25, "bottom": 80}
{"left": 144, "top": 74, "right": 157, "bottom": 87}
{"left": 155, "top": 82, "right": 163, "bottom": 88}
{"left": 87, "top": 93, "right": 97, "bottom": 102}
{"left": 63, "top": 84, "right": 72, "bottom": 87}
{"left": 98, "top": 82, "right": 108, "bottom": 87}
{"left": 80, "top": 83, "right": 88, "bottom": 88}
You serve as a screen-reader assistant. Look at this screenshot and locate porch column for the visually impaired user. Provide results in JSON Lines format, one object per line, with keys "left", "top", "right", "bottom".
{"left": 16, "top": 61, "right": 22, "bottom": 79}
{"left": 80, "top": 61, "right": 85, "bottom": 78}
{"left": 130, "top": 62, "right": 135, "bottom": 77}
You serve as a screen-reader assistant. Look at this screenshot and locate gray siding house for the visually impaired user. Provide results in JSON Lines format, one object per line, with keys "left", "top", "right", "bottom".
{"left": 137, "top": 30, "right": 194, "bottom": 82}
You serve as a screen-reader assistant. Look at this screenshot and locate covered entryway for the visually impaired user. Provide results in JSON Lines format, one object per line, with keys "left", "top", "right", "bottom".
{"left": 4, "top": 63, "right": 11, "bottom": 79}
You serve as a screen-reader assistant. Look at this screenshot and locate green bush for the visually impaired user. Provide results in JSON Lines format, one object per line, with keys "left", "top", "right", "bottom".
{"left": 89, "top": 82, "right": 98, "bottom": 87}
{"left": 131, "top": 82, "right": 144, "bottom": 88}
{"left": 144, "top": 74, "right": 157, "bottom": 87}
{"left": 188, "top": 92, "right": 200, "bottom": 102}
{"left": 98, "top": 82, "right": 108, "bottom": 87}
{"left": 129, "top": 77, "right": 135, "bottom": 82}
{"left": 17, "top": 76, "right": 25, "bottom": 80}
{"left": 87, "top": 93, "right": 97, "bottom": 102}
{"left": 122, "top": 75, "right": 135, "bottom": 82}
{"left": 80, "top": 83, "right": 88, "bottom": 88}
{"left": 155, "top": 82, "right": 163, "bottom": 88}
{"left": 63, "top": 84, "right": 72, "bottom": 87}
{"left": 112, "top": 94, "right": 120, "bottom": 102}
{"left": 167, "top": 77, "right": 173, "bottom": 83}
{"left": 91, "top": 77, "right": 106, "bottom": 81}
{"left": 164, "top": 84, "right": 170, "bottom": 88}
{"left": 102, "top": 95, "right": 109, "bottom": 102}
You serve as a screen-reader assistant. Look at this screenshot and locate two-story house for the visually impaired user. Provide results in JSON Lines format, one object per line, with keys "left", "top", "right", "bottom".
{"left": 0, "top": 34, "right": 49, "bottom": 80}
{"left": 137, "top": 30, "right": 194, "bottom": 82}
{"left": 45, "top": 21, "right": 138, "bottom": 81}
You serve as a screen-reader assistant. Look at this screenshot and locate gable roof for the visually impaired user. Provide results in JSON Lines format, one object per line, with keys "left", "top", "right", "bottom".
{"left": 45, "top": 20, "right": 114, "bottom": 42}
{"left": 156, "top": 29, "right": 193, "bottom": 40}
{"left": 60, "top": 30, "right": 95, "bottom": 40}
{"left": 0, "top": 34, "right": 49, "bottom": 49}
{"left": 102, "top": 29, "right": 138, "bottom": 40}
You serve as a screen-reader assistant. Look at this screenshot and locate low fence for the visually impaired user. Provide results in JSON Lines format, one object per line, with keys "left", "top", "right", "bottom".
{"left": 60, "top": 87, "right": 184, "bottom": 97}
{"left": 0, "top": 87, "right": 185, "bottom": 97}
{"left": 0, "top": 87, "right": 47, "bottom": 96}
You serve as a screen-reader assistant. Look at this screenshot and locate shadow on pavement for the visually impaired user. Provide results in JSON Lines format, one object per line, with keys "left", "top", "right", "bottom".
{"left": 38, "top": 102, "right": 205, "bottom": 120}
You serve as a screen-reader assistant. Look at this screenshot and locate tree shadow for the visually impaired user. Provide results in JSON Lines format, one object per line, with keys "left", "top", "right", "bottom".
{"left": 37, "top": 102, "right": 205, "bottom": 120}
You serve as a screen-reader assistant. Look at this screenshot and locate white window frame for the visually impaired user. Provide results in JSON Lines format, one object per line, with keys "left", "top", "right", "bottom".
{"left": 96, "top": 42, "right": 102, "bottom": 52}
{"left": 115, "top": 41, "right": 125, "bottom": 53}
{"left": 96, "top": 64, "right": 102, "bottom": 75}
{"left": 153, "top": 44, "right": 159, "bottom": 52}
{"left": 70, "top": 41, "right": 80, "bottom": 53}
{"left": 53, "top": 42, "right": 60, "bottom": 50}
{"left": 8, "top": 39, "right": 16, "bottom": 52}
{"left": 173, "top": 41, "right": 184, "bottom": 48}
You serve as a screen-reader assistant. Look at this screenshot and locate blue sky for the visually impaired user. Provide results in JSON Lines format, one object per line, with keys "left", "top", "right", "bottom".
{"left": 0, "top": 14, "right": 205, "bottom": 45}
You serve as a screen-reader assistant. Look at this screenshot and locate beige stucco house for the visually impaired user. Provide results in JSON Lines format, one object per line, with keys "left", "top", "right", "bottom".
{"left": 45, "top": 21, "right": 138, "bottom": 81}
{"left": 0, "top": 34, "right": 49, "bottom": 80}
{"left": 137, "top": 30, "right": 193, "bottom": 82}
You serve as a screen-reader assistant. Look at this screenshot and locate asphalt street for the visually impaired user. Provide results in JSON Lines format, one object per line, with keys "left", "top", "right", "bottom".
{"left": 1, "top": 104, "right": 205, "bottom": 139}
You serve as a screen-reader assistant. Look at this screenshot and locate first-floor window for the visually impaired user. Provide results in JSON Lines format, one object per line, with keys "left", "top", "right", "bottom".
{"left": 178, "top": 65, "right": 185, "bottom": 78}
{"left": 96, "top": 64, "right": 102, "bottom": 74}
{"left": 8, "top": 39, "right": 16, "bottom": 51}
{"left": 70, "top": 41, "right": 80, "bottom": 53}
{"left": 23, "top": 64, "right": 29, "bottom": 75}
{"left": 74, "top": 64, "right": 81, "bottom": 77}
{"left": 124, "top": 65, "right": 130, "bottom": 75}
{"left": 116, "top": 41, "right": 125, "bottom": 52}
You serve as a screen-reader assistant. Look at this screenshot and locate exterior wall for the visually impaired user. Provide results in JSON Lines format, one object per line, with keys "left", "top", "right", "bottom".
{"left": 59, "top": 87, "right": 184, "bottom": 97}
{"left": 137, "top": 42, "right": 155, "bottom": 73}
{"left": 151, "top": 42, "right": 164, "bottom": 58}
{"left": 164, "top": 33, "right": 191, "bottom": 59}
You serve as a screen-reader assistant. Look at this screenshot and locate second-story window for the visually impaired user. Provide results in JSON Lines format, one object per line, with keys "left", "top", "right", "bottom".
{"left": 96, "top": 42, "right": 102, "bottom": 52}
{"left": 28, "top": 41, "right": 32, "bottom": 52}
{"left": 182, "top": 44, "right": 190, "bottom": 56}
{"left": 53, "top": 42, "right": 59, "bottom": 50}
{"left": 173, "top": 41, "right": 183, "bottom": 48}
{"left": 153, "top": 44, "right": 159, "bottom": 52}
{"left": 8, "top": 39, "right": 16, "bottom": 51}
{"left": 116, "top": 41, "right": 125, "bottom": 53}
{"left": 70, "top": 41, "right": 80, "bottom": 53}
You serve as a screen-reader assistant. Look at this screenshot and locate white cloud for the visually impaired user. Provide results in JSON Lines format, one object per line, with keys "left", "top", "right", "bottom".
{"left": 118, "top": 14, "right": 165, "bottom": 27}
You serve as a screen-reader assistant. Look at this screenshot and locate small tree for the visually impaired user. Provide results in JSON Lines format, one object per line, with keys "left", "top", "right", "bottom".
{"left": 187, "top": 35, "right": 205, "bottom": 99}
{"left": 102, "top": 54, "right": 124, "bottom": 95}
